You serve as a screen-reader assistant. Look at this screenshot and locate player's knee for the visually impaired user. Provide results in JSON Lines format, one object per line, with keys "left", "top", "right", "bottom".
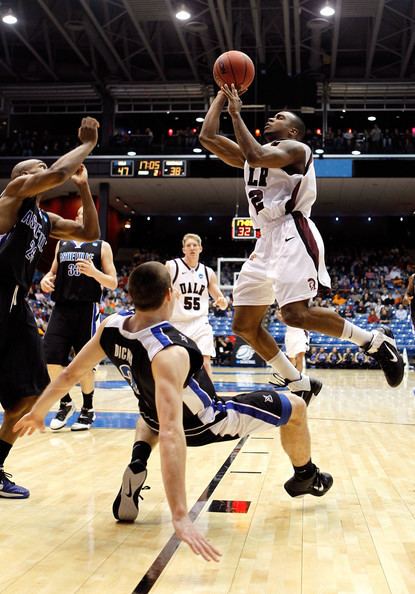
{"left": 285, "top": 393, "right": 307, "bottom": 424}
{"left": 232, "top": 317, "right": 255, "bottom": 339}
{"left": 281, "top": 306, "right": 307, "bottom": 329}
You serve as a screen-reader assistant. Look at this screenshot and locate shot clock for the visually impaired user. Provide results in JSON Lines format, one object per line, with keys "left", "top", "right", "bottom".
{"left": 231, "top": 217, "right": 260, "bottom": 240}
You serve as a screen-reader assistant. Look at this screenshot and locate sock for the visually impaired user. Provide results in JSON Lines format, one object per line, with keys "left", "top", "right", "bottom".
{"left": 294, "top": 459, "right": 316, "bottom": 480}
{"left": 61, "top": 394, "right": 72, "bottom": 405}
{"left": 82, "top": 391, "right": 94, "bottom": 410}
{"left": 0, "top": 439, "right": 12, "bottom": 467}
{"left": 267, "top": 351, "right": 301, "bottom": 382}
{"left": 340, "top": 320, "right": 373, "bottom": 347}
{"left": 131, "top": 441, "right": 152, "bottom": 466}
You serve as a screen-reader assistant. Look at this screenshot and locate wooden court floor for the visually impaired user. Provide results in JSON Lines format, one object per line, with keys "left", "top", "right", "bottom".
{"left": 1, "top": 366, "right": 415, "bottom": 594}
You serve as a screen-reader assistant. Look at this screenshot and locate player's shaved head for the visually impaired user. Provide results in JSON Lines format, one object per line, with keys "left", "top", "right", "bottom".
{"left": 128, "top": 261, "right": 172, "bottom": 311}
{"left": 11, "top": 159, "right": 46, "bottom": 180}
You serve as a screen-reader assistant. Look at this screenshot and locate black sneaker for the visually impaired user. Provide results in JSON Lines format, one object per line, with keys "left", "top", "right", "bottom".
{"left": 112, "top": 461, "right": 150, "bottom": 522}
{"left": 363, "top": 327, "right": 404, "bottom": 388}
{"left": 284, "top": 467, "right": 333, "bottom": 498}
{"left": 50, "top": 401, "right": 76, "bottom": 431}
{"left": 270, "top": 374, "right": 323, "bottom": 406}
{"left": 71, "top": 408, "right": 96, "bottom": 431}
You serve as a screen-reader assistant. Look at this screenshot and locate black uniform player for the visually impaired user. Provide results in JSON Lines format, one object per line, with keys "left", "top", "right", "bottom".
{"left": 41, "top": 196, "right": 117, "bottom": 431}
{"left": 0, "top": 116, "right": 100, "bottom": 499}
{"left": 15, "top": 262, "right": 332, "bottom": 562}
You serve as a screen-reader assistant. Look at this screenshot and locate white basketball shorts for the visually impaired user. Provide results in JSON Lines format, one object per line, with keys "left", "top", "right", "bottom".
{"left": 233, "top": 213, "right": 331, "bottom": 308}
{"left": 171, "top": 317, "right": 216, "bottom": 357}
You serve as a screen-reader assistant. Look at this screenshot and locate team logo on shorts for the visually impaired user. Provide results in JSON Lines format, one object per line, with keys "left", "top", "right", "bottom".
{"left": 307, "top": 278, "right": 316, "bottom": 291}
{"left": 263, "top": 394, "right": 273, "bottom": 403}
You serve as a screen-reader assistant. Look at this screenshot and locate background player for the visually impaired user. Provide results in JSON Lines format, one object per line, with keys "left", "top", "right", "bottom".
{"left": 166, "top": 233, "right": 228, "bottom": 378}
{"left": 199, "top": 87, "right": 404, "bottom": 391}
{"left": 403, "top": 271, "right": 415, "bottom": 335}
{"left": 285, "top": 326, "right": 309, "bottom": 373}
{"left": 41, "top": 172, "right": 117, "bottom": 431}
{"left": 14, "top": 262, "right": 333, "bottom": 562}
{"left": 0, "top": 117, "right": 100, "bottom": 498}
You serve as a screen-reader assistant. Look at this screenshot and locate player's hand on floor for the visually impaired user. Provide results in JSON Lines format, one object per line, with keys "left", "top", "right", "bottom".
{"left": 13, "top": 412, "right": 45, "bottom": 437}
{"left": 173, "top": 516, "right": 222, "bottom": 562}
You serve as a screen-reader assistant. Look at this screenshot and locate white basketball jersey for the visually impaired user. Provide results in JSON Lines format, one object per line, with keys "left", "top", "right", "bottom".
{"left": 167, "top": 258, "right": 212, "bottom": 323}
{"left": 244, "top": 141, "right": 316, "bottom": 229}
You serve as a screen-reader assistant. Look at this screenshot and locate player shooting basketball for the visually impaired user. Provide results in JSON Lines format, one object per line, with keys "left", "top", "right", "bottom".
{"left": 199, "top": 74, "right": 404, "bottom": 392}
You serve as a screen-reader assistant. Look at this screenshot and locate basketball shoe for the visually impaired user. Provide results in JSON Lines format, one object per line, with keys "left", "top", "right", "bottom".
{"left": 71, "top": 408, "right": 96, "bottom": 431}
{"left": 363, "top": 327, "right": 404, "bottom": 387}
{"left": 112, "top": 461, "right": 149, "bottom": 522}
{"left": 284, "top": 467, "right": 333, "bottom": 498}
{"left": 50, "top": 400, "right": 76, "bottom": 430}
{"left": 270, "top": 374, "right": 323, "bottom": 406}
{"left": 0, "top": 469, "right": 30, "bottom": 499}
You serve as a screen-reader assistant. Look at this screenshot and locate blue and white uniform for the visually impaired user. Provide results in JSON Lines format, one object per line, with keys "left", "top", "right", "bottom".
{"left": 100, "top": 314, "right": 292, "bottom": 445}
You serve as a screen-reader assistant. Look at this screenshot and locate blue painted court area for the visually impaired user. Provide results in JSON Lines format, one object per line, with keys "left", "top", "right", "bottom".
{"left": 0, "top": 411, "right": 140, "bottom": 430}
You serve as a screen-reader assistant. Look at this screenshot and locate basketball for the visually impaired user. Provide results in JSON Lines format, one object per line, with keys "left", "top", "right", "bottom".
{"left": 213, "top": 50, "right": 255, "bottom": 92}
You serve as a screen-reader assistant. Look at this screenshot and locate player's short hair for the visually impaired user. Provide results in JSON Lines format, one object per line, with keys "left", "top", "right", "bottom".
{"left": 128, "top": 261, "right": 172, "bottom": 311}
{"left": 287, "top": 112, "right": 306, "bottom": 140}
{"left": 182, "top": 233, "right": 202, "bottom": 247}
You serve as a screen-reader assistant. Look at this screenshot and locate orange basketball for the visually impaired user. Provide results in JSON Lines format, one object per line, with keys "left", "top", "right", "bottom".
{"left": 213, "top": 51, "right": 255, "bottom": 92}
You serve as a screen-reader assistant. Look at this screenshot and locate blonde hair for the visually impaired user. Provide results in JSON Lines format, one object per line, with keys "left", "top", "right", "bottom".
{"left": 182, "top": 233, "right": 202, "bottom": 247}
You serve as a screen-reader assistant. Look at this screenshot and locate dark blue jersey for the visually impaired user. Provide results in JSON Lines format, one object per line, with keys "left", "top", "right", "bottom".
{"left": 52, "top": 240, "right": 102, "bottom": 303}
{"left": 0, "top": 197, "right": 50, "bottom": 293}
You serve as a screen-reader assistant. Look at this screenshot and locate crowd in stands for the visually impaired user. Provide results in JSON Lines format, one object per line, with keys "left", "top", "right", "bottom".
{"left": 29, "top": 246, "right": 414, "bottom": 370}
{"left": 2, "top": 122, "right": 415, "bottom": 156}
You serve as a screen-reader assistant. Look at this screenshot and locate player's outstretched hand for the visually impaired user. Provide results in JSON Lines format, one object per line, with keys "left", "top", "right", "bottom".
{"left": 71, "top": 164, "right": 88, "bottom": 186}
{"left": 402, "top": 295, "right": 413, "bottom": 306}
{"left": 13, "top": 412, "right": 45, "bottom": 437}
{"left": 222, "top": 84, "right": 242, "bottom": 116}
{"left": 173, "top": 516, "right": 222, "bottom": 562}
{"left": 78, "top": 117, "right": 99, "bottom": 146}
{"left": 214, "top": 296, "right": 228, "bottom": 310}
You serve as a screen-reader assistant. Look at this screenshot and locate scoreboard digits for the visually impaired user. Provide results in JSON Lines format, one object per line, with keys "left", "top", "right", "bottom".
{"left": 231, "top": 217, "right": 259, "bottom": 240}
{"left": 110, "top": 159, "right": 134, "bottom": 177}
{"left": 110, "top": 159, "right": 187, "bottom": 177}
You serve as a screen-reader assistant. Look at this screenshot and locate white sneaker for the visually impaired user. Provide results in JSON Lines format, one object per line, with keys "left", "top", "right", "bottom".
{"left": 71, "top": 408, "right": 96, "bottom": 431}
{"left": 50, "top": 401, "right": 76, "bottom": 431}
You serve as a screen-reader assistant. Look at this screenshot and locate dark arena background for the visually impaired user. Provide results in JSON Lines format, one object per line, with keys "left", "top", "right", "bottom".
{"left": 1, "top": 2, "right": 415, "bottom": 593}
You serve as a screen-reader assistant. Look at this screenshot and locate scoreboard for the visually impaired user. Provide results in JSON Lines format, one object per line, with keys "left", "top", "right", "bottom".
{"left": 231, "top": 217, "right": 260, "bottom": 240}
{"left": 110, "top": 159, "right": 187, "bottom": 177}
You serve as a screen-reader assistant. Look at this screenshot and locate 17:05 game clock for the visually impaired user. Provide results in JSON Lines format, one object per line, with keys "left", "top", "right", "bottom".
{"left": 231, "top": 217, "right": 260, "bottom": 240}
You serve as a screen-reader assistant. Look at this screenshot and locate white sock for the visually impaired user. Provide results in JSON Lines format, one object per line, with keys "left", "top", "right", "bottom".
{"left": 267, "top": 351, "right": 301, "bottom": 382}
{"left": 340, "top": 320, "right": 373, "bottom": 347}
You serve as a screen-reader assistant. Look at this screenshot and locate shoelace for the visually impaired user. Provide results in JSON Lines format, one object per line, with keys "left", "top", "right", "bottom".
{"left": 0, "top": 470, "right": 15, "bottom": 485}
{"left": 56, "top": 404, "right": 72, "bottom": 421}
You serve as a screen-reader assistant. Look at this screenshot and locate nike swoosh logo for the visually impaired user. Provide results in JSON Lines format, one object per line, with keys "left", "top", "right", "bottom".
{"left": 126, "top": 479, "right": 133, "bottom": 498}
{"left": 314, "top": 483, "right": 325, "bottom": 492}
{"left": 285, "top": 237, "right": 295, "bottom": 242}
{"left": 384, "top": 343, "right": 398, "bottom": 363}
